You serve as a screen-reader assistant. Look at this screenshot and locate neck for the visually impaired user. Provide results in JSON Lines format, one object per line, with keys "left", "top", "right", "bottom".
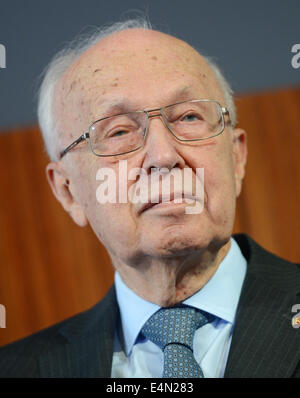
{"left": 112, "top": 239, "right": 231, "bottom": 307}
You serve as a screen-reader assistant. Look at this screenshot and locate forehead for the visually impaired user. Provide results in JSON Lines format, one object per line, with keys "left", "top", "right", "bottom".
{"left": 57, "top": 29, "right": 223, "bottom": 127}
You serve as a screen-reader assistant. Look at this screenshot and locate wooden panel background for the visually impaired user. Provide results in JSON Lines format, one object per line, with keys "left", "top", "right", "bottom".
{"left": 0, "top": 87, "right": 299, "bottom": 347}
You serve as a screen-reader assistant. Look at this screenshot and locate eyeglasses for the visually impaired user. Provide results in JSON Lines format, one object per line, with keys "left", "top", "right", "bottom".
{"left": 59, "top": 99, "right": 230, "bottom": 159}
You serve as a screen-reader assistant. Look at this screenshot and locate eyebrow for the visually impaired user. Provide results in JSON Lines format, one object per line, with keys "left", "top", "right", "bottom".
{"left": 93, "top": 99, "right": 135, "bottom": 120}
{"left": 93, "top": 85, "right": 197, "bottom": 120}
{"left": 172, "top": 86, "right": 193, "bottom": 100}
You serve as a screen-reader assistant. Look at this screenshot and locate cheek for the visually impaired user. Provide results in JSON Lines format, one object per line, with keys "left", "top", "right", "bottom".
{"left": 71, "top": 156, "right": 98, "bottom": 204}
{"left": 188, "top": 145, "right": 236, "bottom": 212}
{"left": 92, "top": 164, "right": 139, "bottom": 247}
{"left": 206, "top": 166, "right": 237, "bottom": 232}
{"left": 68, "top": 157, "right": 140, "bottom": 254}
{"left": 88, "top": 202, "right": 138, "bottom": 259}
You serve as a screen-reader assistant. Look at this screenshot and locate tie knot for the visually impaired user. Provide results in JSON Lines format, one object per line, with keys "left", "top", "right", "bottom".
{"left": 141, "top": 306, "right": 208, "bottom": 351}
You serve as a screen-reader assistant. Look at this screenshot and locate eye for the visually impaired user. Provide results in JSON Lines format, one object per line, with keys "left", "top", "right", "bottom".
{"left": 104, "top": 126, "right": 134, "bottom": 139}
{"left": 109, "top": 130, "right": 129, "bottom": 138}
{"left": 181, "top": 113, "right": 200, "bottom": 122}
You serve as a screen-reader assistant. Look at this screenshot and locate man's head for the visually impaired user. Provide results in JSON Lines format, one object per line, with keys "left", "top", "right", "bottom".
{"left": 38, "top": 19, "right": 247, "bottom": 303}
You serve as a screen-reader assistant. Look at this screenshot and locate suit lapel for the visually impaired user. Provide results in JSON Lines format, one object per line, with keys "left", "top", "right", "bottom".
{"left": 225, "top": 236, "right": 300, "bottom": 378}
{"left": 38, "top": 235, "right": 299, "bottom": 378}
{"left": 39, "top": 287, "right": 118, "bottom": 378}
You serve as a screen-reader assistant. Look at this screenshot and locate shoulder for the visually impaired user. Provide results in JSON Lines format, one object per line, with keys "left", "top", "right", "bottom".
{"left": 0, "top": 286, "right": 117, "bottom": 377}
{"left": 233, "top": 233, "right": 300, "bottom": 292}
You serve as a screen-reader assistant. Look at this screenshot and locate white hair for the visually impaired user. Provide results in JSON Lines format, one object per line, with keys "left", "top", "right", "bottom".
{"left": 37, "top": 18, "right": 237, "bottom": 161}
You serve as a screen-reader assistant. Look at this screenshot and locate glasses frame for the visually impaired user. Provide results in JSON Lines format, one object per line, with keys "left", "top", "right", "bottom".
{"left": 59, "top": 99, "right": 230, "bottom": 159}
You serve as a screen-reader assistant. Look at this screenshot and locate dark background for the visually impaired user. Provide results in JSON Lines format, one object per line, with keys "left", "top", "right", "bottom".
{"left": 0, "top": 0, "right": 299, "bottom": 130}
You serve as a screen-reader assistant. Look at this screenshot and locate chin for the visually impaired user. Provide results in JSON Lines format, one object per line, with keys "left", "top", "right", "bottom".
{"left": 141, "top": 217, "right": 233, "bottom": 258}
{"left": 141, "top": 228, "right": 210, "bottom": 258}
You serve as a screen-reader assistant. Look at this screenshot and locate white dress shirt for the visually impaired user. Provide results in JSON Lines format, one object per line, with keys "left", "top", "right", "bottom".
{"left": 111, "top": 237, "right": 247, "bottom": 378}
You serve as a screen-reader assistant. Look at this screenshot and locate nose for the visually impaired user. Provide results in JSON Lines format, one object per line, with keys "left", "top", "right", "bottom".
{"left": 141, "top": 113, "right": 186, "bottom": 173}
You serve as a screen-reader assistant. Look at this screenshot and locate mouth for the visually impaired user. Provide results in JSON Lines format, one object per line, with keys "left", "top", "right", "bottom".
{"left": 139, "top": 193, "right": 198, "bottom": 214}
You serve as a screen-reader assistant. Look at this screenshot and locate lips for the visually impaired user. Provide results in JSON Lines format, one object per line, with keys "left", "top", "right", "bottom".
{"left": 138, "top": 192, "right": 197, "bottom": 214}
{"left": 132, "top": 167, "right": 204, "bottom": 215}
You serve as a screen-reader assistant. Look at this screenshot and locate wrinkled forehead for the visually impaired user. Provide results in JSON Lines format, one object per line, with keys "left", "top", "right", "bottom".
{"left": 55, "top": 29, "right": 224, "bottom": 137}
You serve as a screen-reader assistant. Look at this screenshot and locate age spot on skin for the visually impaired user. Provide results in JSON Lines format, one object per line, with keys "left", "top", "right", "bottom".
{"left": 93, "top": 68, "right": 102, "bottom": 73}
{"left": 66, "top": 80, "right": 77, "bottom": 96}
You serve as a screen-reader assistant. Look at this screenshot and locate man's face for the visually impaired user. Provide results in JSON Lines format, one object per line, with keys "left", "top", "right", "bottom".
{"left": 51, "top": 29, "right": 247, "bottom": 268}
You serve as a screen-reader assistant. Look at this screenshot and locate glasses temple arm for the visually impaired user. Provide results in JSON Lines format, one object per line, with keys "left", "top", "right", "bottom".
{"left": 59, "top": 132, "right": 90, "bottom": 159}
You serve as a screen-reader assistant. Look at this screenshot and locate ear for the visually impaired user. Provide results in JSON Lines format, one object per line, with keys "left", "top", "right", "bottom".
{"left": 232, "top": 128, "right": 248, "bottom": 197}
{"left": 46, "top": 162, "right": 89, "bottom": 227}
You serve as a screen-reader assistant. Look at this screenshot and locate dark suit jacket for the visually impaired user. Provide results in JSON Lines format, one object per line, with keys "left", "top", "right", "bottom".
{"left": 0, "top": 234, "right": 299, "bottom": 378}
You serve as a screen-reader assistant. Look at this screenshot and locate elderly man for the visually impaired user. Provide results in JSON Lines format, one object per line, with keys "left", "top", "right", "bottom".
{"left": 0, "top": 18, "right": 299, "bottom": 379}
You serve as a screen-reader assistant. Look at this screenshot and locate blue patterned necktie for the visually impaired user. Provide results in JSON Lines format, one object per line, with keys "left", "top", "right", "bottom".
{"left": 141, "top": 306, "right": 208, "bottom": 378}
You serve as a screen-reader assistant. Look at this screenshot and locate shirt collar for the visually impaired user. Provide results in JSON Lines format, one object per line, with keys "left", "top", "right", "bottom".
{"left": 114, "top": 237, "right": 247, "bottom": 356}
